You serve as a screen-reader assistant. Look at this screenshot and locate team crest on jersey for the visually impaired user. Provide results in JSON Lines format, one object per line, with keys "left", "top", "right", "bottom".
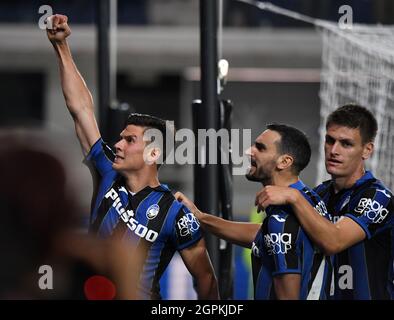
{"left": 146, "top": 204, "right": 160, "bottom": 220}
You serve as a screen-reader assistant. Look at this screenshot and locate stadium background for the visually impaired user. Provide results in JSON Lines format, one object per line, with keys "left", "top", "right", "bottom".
{"left": 0, "top": 0, "right": 393, "bottom": 299}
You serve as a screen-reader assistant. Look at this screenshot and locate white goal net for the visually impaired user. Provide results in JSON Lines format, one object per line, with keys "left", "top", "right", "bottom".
{"left": 317, "top": 23, "right": 394, "bottom": 190}
{"left": 237, "top": 0, "right": 394, "bottom": 189}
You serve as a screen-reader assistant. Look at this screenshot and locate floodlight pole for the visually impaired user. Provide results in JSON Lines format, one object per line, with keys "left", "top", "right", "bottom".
{"left": 96, "top": 0, "right": 117, "bottom": 140}
{"left": 196, "top": 0, "right": 220, "bottom": 287}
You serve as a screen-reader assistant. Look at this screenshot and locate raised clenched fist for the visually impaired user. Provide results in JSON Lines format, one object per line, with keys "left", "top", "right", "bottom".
{"left": 46, "top": 14, "right": 71, "bottom": 43}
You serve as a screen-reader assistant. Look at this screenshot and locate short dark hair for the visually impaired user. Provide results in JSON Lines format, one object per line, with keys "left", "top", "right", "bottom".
{"left": 125, "top": 113, "right": 174, "bottom": 165}
{"left": 267, "top": 123, "right": 311, "bottom": 175}
{"left": 126, "top": 113, "right": 167, "bottom": 136}
{"left": 326, "top": 104, "right": 378, "bottom": 144}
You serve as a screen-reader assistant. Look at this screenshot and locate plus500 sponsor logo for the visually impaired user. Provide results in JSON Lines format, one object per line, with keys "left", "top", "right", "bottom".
{"left": 105, "top": 188, "right": 158, "bottom": 242}
{"left": 264, "top": 233, "right": 292, "bottom": 255}
{"left": 355, "top": 198, "right": 389, "bottom": 223}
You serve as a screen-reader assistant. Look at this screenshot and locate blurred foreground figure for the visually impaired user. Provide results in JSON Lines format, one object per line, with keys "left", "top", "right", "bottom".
{"left": 0, "top": 133, "right": 137, "bottom": 299}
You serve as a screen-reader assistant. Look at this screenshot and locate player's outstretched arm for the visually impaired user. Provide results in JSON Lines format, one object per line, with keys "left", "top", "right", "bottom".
{"left": 175, "top": 191, "right": 260, "bottom": 248}
{"left": 255, "top": 186, "right": 365, "bottom": 255}
{"left": 47, "top": 14, "right": 100, "bottom": 154}
{"left": 180, "top": 238, "right": 220, "bottom": 300}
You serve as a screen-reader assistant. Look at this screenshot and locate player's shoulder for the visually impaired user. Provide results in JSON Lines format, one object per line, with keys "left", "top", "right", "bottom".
{"left": 160, "top": 186, "right": 194, "bottom": 214}
{"left": 313, "top": 179, "right": 331, "bottom": 194}
{"left": 353, "top": 178, "right": 393, "bottom": 202}
{"left": 87, "top": 138, "right": 114, "bottom": 160}
{"left": 300, "top": 184, "right": 323, "bottom": 202}
{"left": 150, "top": 184, "right": 179, "bottom": 207}
{"left": 369, "top": 179, "right": 393, "bottom": 196}
{"left": 347, "top": 177, "right": 393, "bottom": 222}
{"left": 266, "top": 212, "right": 302, "bottom": 245}
{"left": 298, "top": 185, "right": 330, "bottom": 219}
{"left": 162, "top": 191, "right": 194, "bottom": 221}
{"left": 267, "top": 208, "right": 299, "bottom": 229}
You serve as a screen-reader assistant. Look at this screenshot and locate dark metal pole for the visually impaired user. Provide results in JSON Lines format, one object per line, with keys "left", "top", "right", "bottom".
{"left": 218, "top": 100, "right": 234, "bottom": 299}
{"left": 197, "top": 0, "right": 220, "bottom": 281}
{"left": 97, "top": 0, "right": 110, "bottom": 139}
{"left": 97, "top": 0, "right": 118, "bottom": 140}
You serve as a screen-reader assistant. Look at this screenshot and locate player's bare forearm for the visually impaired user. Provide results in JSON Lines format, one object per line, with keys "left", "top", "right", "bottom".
{"left": 290, "top": 191, "right": 342, "bottom": 255}
{"left": 53, "top": 41, "right": 94, "bottom": 117}
{"left": 292, "top": 192, "right": 366, "bottom": 254}
{"left": 47, "top": 14, "right": 100, "bottom": 153}
{"left": 46, "top": 14, "right": 94, "bottom": 118}
{"left": 255, "top": 186, "right": 341, "bottom": 254}
{"left": 198, "top": 212, "right": 260, "bottom": 248}
{"left": 174, "top": 192, "right": 260, "bottom": 248}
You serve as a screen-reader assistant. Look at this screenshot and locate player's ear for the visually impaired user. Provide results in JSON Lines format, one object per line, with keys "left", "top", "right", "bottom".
{"left": 277, "top": 154, "right": 293, "bottom": 170}
{"left": 362, "top": 142, "right": 374, "bottom": 160}
{"left": 144, "top": 146, "right": 161, "bottom": 165}
{"left": 151, "top": 146, "right": 161, "bottom": 162}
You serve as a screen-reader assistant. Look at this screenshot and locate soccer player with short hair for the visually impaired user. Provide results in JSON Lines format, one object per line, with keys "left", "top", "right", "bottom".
{"left": 177, "top": 124, "right": 332, "bottom": 299}
{"left": 256, "top": 104, "right": 394, "bottom": 299}
{"left": 46, "top": 14, "right": 219, "bottom": 300}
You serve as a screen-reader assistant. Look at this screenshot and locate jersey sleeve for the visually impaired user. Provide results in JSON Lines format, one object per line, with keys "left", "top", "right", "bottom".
{"left": 344, "top": 187, "right": 393, "bottom": 239}
{"left": 266, "top": 213, "right": 302, "bottom": 276}
{"left": 85, "top": 138, "right": 115, "bottom": 177}
{"left": 172, "top": 205, "right": 202, "bottom": 251}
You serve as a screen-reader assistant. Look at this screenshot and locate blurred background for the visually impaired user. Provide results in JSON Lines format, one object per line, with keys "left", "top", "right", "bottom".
{"left": 1, "top": 0, "right": 393, "bottom": 299}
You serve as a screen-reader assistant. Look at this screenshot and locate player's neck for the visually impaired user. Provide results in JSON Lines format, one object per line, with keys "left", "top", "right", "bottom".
{"left": 124, "top": 169, "right": 160, "bottom": 194}
{"left": 270, "top": 173, "right": 299, "bottom": 188}
{"left": 332, "top": 166, "right": 366, "bottom": 193}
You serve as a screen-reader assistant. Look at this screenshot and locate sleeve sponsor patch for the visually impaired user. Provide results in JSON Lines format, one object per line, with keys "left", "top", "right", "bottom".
{"left": 354, "top": 195, "right": 390, "bottom": 224}
{"left": 176, "top": 212, "right": 200, "bottom": 237}
{"left": 264, "top": 232, "right": 292, "bottom": 255}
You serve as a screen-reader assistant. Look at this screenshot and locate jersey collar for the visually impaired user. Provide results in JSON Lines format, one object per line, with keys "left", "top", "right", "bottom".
{"left": 289, "top": 179, "right": 306, "bottom": 191}
{"left": 327, "top": 170, "right": 375, "bottom": 196}
{"left": 353, "top": 171, "right": 374, "bottom": 188}
{"left": 134, "top": 183, "right": 171, "bottom": 195}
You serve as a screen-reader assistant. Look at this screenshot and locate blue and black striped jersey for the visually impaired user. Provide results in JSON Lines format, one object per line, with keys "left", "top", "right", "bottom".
{"left": 86, "top": 139, "right": 202, "bottom": 299}
{"left": 314, "top": 171, "right": 394, "bottom": 300}
{"left": 251, "top": 180, "right": 332, "bottom": 300}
